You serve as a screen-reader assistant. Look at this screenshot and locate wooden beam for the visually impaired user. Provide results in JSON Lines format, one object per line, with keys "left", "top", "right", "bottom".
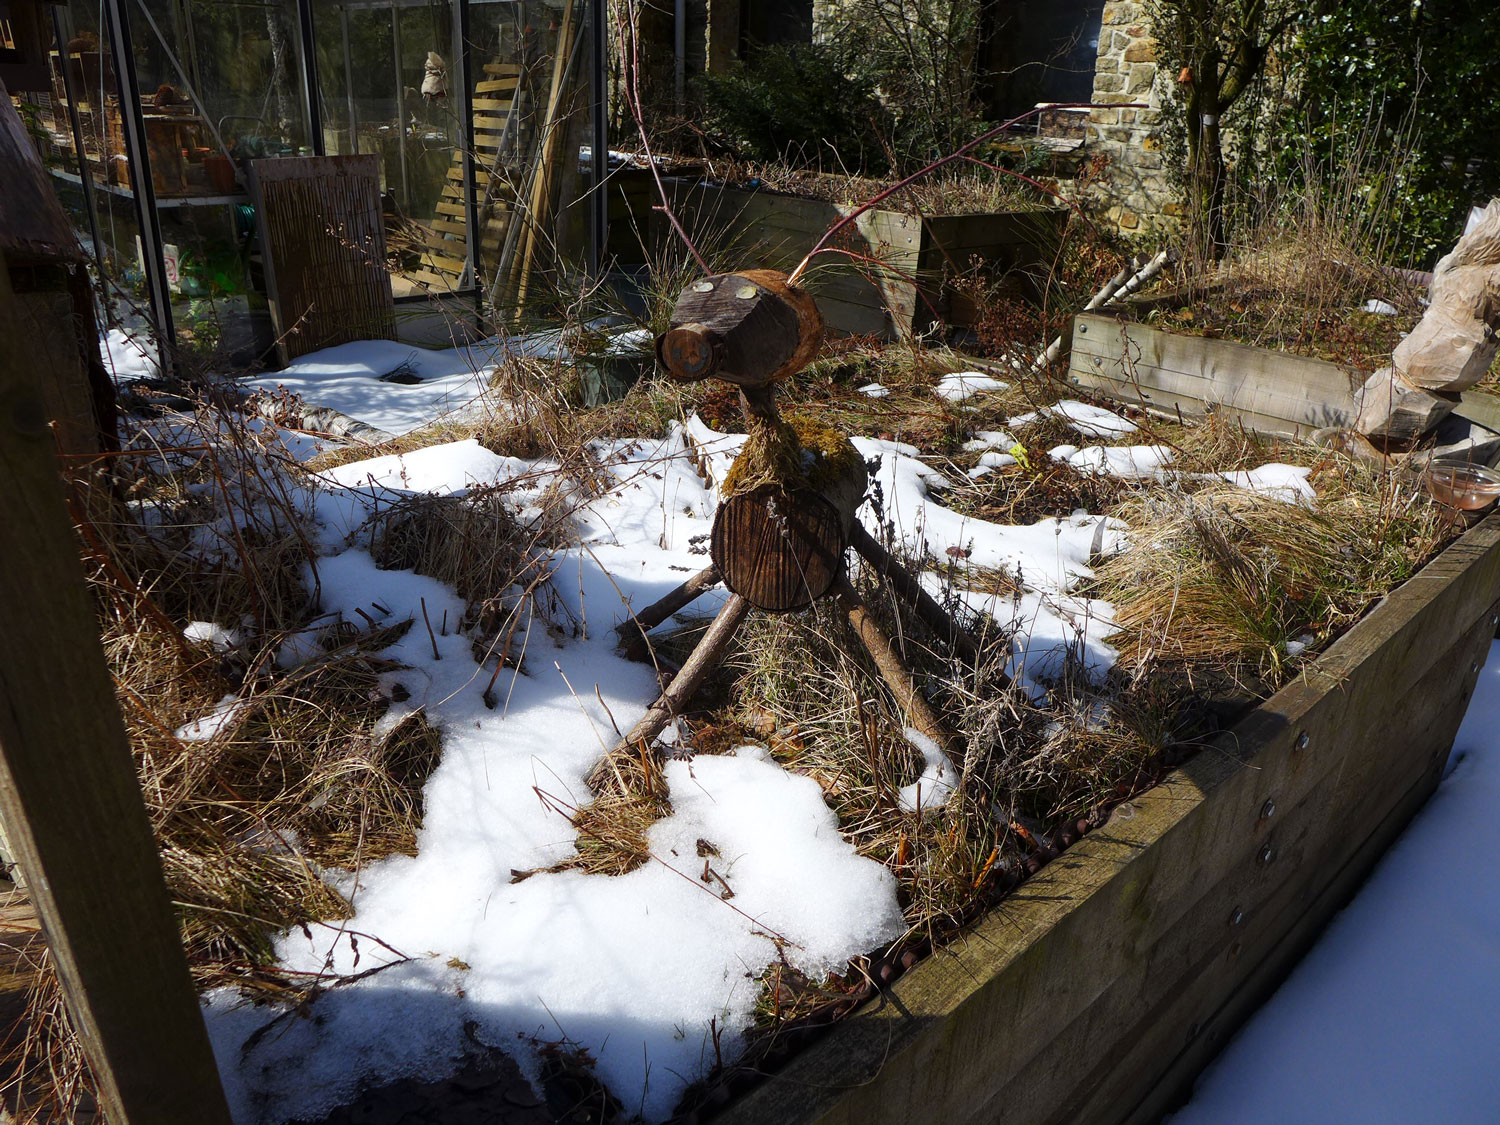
{"left": 0, "top": 254, "right": 232, "bottom": 1123}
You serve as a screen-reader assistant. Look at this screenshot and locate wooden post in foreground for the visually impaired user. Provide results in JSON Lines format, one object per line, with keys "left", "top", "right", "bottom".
{"left": 0, "top": 252, "right": 232, "bottom": 1119}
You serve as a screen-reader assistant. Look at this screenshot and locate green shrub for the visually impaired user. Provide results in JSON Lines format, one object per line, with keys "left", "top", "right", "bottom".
{"left": 700, "top": 43, "right": 892, "bottom": 172}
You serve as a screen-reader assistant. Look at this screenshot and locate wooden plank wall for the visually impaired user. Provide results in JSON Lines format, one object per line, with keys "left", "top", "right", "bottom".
{"left": 251, "top": 155, "right": 396, "bottom": 364}
{"left": 1067, "top": 312, "right": 1364, "bottom": 436}
{"left": 717, "top": 511, "right": 1500, "bottom": 1125}
{"left": 671, "top": 183, "right": 920, "bottom": 338}
{"left": 919, "top": 209, "right": 1068, "bottom": 305}
{"left": 673, "top": 188, "right": 1069, "bottom": 339}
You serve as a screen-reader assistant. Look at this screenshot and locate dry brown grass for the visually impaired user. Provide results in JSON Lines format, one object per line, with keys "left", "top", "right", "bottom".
{"left": 707, "top": 160, "right": 1049, "bottom": 218}
{"left": 1097, "top": 452, "right": 1452, "bottom": 694}
{"left": 4, "top": 390, "right": 557, "bottom": 1119}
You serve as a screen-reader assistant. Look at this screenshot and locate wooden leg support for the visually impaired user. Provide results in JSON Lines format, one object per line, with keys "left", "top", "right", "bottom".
{"left": 588, "top": 593, "right": 751, "bottom": 790}
{"left": 833, "top": 577, "right": 956, "bottom": 751}
{"left": 617, "top": 563, "right": 723, "bottom": 640}
{"left": 850, "top": 523, "right": 997, "bottom": 679}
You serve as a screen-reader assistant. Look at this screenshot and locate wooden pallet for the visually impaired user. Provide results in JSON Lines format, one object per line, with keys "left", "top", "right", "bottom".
{"left": 409, "top": 59, "right": 525, "bottom": 295}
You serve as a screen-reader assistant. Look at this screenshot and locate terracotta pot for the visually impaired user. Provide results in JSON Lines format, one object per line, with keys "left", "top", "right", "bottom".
{"left": 204, "top": 154, "right": 236, "bottom": 193}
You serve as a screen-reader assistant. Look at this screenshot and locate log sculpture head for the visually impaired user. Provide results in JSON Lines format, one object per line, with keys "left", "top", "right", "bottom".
{"left": 657, "top": 270, "right": 866, "bottom": 613}
{"left": 655, "top": 269, "right": 825, "bottom": 388}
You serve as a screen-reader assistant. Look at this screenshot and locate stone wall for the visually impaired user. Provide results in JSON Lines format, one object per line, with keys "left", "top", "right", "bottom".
{"left": 1084, "top": 0, "right": 1178, "bottom": 236}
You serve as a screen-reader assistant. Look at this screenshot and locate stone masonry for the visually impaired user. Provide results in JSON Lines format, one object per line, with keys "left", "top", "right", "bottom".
{"left": 1085, "top": 0, "right": 1178, "bottom": 236}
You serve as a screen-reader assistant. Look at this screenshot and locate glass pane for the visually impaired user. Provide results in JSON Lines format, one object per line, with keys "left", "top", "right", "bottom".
{"left": 313, "top": 0, "right": 598, "bottom": 303}
{"left": 47, "top": 2, "right": 149, "bottom": 343}
{"left": 316, "top": 0, "right": 466, "bottom": 298}
{"left": 468, "top": 0, "right": 597, "bottom": 311}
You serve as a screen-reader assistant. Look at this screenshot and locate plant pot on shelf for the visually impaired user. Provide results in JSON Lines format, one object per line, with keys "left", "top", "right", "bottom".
{"left": 205, "top": 154, "right": 237, "bottom": 194}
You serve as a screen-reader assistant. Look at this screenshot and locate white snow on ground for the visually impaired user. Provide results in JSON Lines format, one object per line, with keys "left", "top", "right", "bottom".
{"left": 240, "top": 339, "right": 500, "bottom": 436}
{"left": 314, "top": 438, "right": 535, "bottom": 498}
{"left": 1220, "top": 463, "right": 1315, "bottom": 504}
{"left": 1174, "top": 638, "right": 1500, "bottom": 1125}
{"left": 968, "top": 450, "right": 1019, "bottom": 479}
{"left": 176, "top": 694, "right": 248, "bottom": 742}
{"left": 934, "top": 370, "right": 1009, "bottom": 402}
{"left": 203, "top": 430, "right": 904, "bottom": 1124}
{"left": 237, "top": 328, "right": 622, "bottom": 437}
{"left": 1010, "top": 399, "right": 1139, "bottom": 439}
{"left": 963, "top": 429, "right": 1018, "bottom": 452}
{"left": 1050, "top": 443, "right": 1175, "bottom": 478}
{"left": 684, "top": 413, "right": 1123, "bottom": 695}
{"left": 858, "top": 382, "right": 891, "bottom": 398}
{"left": 101, "top": 327, "right": 161, "bottom": 381}
{"left": 194, "top": 406, "right": 1138, "bottom": 1120}
{"left": 858, "top": 433, "right": 1125, "bottom": 592}
{"left": 897, "top": 729, "right": 958, "bottom": 814}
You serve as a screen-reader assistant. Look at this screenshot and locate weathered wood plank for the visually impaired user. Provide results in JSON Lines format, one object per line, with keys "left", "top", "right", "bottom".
{"left": 1453, "top": 388, "right": 1500, "bottom": 436}
{"left": 0, "top": 254, "right": 233, "bottom": 1124}
{"left": 419, "top": 250, "right": 468, "bottom": 276}
{"left": 1067, "top": 314, "right": 1364, "bottom": 436}
{"left": 717, "top": 511, "right": 1500, "bottom": 1125}
{"left": 1056, "top": 605, "right": 1494, "bottom": 1125}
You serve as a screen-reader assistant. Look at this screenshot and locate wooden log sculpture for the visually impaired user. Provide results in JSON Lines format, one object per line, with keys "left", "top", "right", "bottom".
{"left": 592, "top": 270, "right": 986, "bottom": 791}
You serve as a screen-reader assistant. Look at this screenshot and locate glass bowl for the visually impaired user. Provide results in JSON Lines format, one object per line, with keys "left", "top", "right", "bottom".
{"left": 1426, "top": 460, "right": 1500, "bottom": 510}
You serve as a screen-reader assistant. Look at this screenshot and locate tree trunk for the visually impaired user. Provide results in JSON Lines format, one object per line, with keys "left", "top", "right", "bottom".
{"left": 1186, "top": 58, "right": 1227, "bottom": 262}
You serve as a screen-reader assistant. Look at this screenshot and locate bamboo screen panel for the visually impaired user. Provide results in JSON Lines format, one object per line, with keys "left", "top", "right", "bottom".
{"left": 251, "top": 156, "right": 396, "bottom": 363}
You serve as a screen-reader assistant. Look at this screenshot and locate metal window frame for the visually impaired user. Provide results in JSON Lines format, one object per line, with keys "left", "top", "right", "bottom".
{"left": 102, "top": 0, "right": 176, "bottom": 376}
{"left": 82, "top": 0, "right": 608, "bottom": 363}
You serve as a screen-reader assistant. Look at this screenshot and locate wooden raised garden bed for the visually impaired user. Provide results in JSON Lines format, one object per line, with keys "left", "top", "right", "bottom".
{"left": 669, "top": 182, "right": 1067, "bottom": 340}
{"left": 1066, "top": 311, "right": 1500, "bottom": 461}
{"left": 717, "top": 510, "right": 1500, "bottom": 1125}
{"left": 1066, "top": 311, "right": 1363, "bottom": 437}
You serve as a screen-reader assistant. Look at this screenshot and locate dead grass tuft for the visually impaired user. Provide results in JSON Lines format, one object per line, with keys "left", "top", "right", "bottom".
{"left": 4, "top": 389, "right": 556, "bottom": 1117}
{"left": 1097, "top": 456, "right": 1450, "bottom": 693}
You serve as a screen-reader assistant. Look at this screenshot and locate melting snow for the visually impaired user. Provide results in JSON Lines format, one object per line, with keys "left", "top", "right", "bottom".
{"left": 934, "top": 370, "right": 1010, "bottom": 402}
{"left": 1010, "top": 399, "right": 1139, "bottom": 439}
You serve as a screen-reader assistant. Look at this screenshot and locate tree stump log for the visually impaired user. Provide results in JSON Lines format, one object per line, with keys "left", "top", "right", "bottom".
{"left": 710, "top": 388, "right": 868, "bottom": 613}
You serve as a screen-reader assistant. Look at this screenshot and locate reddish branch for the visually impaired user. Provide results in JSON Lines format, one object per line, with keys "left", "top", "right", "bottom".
{"left": 787, "top": 102, "right": 1146, "bottom": 287}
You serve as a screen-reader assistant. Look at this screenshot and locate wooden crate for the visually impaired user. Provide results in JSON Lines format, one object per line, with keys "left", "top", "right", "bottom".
{"left": 667, "top": 183, "right": 1067, "bottom": 340}
{"left": 718, "top": 510, "right": 1500, "bottom": 1125}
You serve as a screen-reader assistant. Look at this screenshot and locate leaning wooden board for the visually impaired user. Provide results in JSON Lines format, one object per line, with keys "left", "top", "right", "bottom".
{"left": 715, "top": 511, "right": 1500, "bottom": 1125}
{"left": 250, "top": 155, "right": 395, "bottom": 363}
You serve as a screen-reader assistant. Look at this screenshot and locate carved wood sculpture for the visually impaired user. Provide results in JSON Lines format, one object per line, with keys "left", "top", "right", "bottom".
{"left": 590, "top": 271, "right": 983, "bottom": 788}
